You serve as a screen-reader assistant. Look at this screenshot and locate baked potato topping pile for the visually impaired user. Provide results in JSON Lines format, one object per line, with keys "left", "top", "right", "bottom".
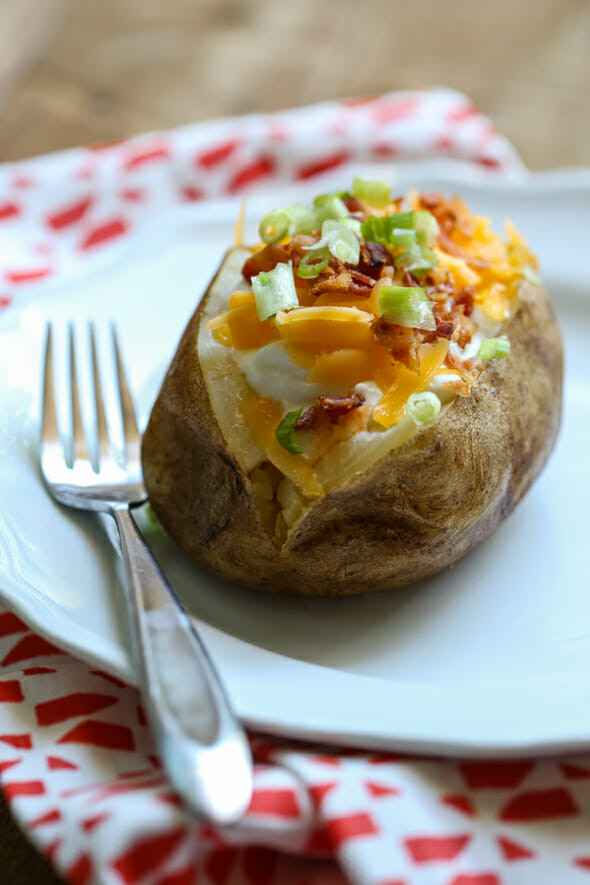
{"left": 202, "top": 180, "right": 539, "bottom": 541}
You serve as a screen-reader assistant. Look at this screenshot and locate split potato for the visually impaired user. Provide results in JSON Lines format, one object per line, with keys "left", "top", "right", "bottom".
{"left": 141, "top": 191, "right": 563, "bottom": 596}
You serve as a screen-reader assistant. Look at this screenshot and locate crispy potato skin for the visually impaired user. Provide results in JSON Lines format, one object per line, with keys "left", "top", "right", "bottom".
{"left": 142, "top": 255, "right": 563, "bottom": 596}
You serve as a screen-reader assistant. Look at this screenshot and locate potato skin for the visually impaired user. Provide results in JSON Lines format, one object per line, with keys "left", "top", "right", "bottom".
{"left": 141, "top": 253, "right": 563, "bottom": 596}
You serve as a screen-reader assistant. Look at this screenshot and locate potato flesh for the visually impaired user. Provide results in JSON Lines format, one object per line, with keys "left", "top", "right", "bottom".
{"left": 197, "top": 249, "right": 265, "bottom": 474}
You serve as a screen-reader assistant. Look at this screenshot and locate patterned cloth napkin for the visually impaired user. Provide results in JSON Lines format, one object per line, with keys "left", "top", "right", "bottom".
{"left": 1, "top": 89, "right": 588, "bottom": 885}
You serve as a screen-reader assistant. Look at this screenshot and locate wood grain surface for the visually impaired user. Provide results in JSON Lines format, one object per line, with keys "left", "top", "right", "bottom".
{"left": 0, "top": 0, "right": 589, "bottom": 882}
{"left": 1, "top": 0, "right": 590, "bottom": 167}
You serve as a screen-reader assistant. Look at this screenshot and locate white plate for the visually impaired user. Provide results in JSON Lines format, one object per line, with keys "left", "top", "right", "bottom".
{"left": 1, "top": 162, "right": 589, "bottom": 757}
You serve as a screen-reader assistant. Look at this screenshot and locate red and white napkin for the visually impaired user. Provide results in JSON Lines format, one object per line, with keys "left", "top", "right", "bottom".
{"left": 1, "top": 90, "right": 588, "bottom": 885}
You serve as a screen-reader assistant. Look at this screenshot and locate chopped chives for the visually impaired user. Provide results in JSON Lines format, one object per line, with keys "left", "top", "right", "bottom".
{"left": 378, "top": 285, "right": 436, "bottom": 331}
{"left": 406, "top": 391, "right": 441, "bottom": 425}
{"left": 415, "top": 210, "right": 439, "bottom": 247}
{"left": 352, "top": 176, "right": 391, "bottom": 208}
{"left": 477, "top": 337, "right": 510, "bottom": 360}
{"left": 297, "top": 246, "right": 330, "bottom": 279}
{"left": 275, "top": 408, "right": 304, "bottom": 454}
{"left": 251, "top": 262, "right": 299, "bottom": 320}
{"left": 259, "top": 210, "right": 289, "bottom": 244}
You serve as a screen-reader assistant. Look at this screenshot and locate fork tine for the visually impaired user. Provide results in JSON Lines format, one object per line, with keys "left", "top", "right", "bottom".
{"left": 111, "top": 324, "right": 140, "bottom": 464}
{"left": 41, "top": 323, "right": 60, "bottom": 446}
{"left": 68, "top": 322, "right": 89, "bottom": 463}
{"left": 89, "top": 322, "right": 110, "bottom": 468}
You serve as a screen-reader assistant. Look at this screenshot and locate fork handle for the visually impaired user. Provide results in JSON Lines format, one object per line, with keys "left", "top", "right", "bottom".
{"left": 111, "top": 505, "right": 252, "bottom": 825}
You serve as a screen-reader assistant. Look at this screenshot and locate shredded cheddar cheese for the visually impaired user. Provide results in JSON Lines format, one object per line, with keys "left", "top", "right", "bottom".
{"left": 205, "top": 185, "right": 537, "bottom": 498}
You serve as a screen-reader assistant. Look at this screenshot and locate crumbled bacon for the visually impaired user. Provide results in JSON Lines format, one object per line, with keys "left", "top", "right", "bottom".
{"left": 446, "top": 352, "right": 482, "bottom": 386}
{"left": 419, "top": 191, "right": 446, "bottom": 210}
{"left": 422, "top": 320, "right": 454, "bottom": 342}
{"left": 309, "top": 272, "right": 352, "bottom": 297}
{"left": 402, "top": 270, "right": 422, "bottom": 288}
{"left": 242, "top": 244, "right": 291, "bottom": 281}
{"left": 425, "top": 271, "right": 456, "bottom": 299}
{"left": 357, "top": 241, "right": 391, "bottom": 279}
{"left": 342, "top": 195, "right": 366, "bottom": 216}
{"left": 296, "top": 394, "right": 365, "bottom": 431}
{"left": 440, "top": 377, "right": 471, "bottom": 397}
{"left": 453, "top": 285, "right": 475, "bottom": 316}
{"left": 372, "top": 317, "right": 421, "bottom": 373}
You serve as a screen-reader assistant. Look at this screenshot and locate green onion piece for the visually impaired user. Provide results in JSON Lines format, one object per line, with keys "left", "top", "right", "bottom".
{"left": 283, "top": 204, "right": 318, "bottom": 235}
{"left": 359, "top": 215, "right": 393, "bottom": 245}
{"left": 387, "top": 210, "right": 417, "bottom": 230}
{"left": 321, "top": 219, "right": 360, "bottom": 265}
{"left": 415, "top": 210, "right": 439, "bottom": 247}
{"left": 341, "top": 217, "right": 362, "bottom": 234}
{"left": 313, "top": 194, "right": 349, "bottom": 224}
{"left": 275, "top": 408, "right": 304, "bottom": 454}
{"left": 390, "top": 228, "right": 417, "bottom": 250}
{"left": 352, "top": 176, "right": 391, "bottom": 208}
{"left": 477, "top": 337, "right": 510, "bottom": 360}
{"left": 360, "top": 215, "right": 384, "bottom": 243}
{"left": 406, "top": 391, "right": 441, "bottom": 425}
{"left": 252, "top": 262, "right": 299, "bottom": 320}
{"left": 523, "top": 265, "right": 541, "bottom": 285}
{"left": 297, "top": 246, "right": 330, "bottom": 279}
{"left": 360, "top": 211, "right": 417, "bottom": 245}
{"left": 396, "top": 245, "right": 439, "bottom": 275}
{"left": 259, "top": 210, "right": 289, "bottom": 244}
{"left": 378, "top": 285, "right": 436, "bottom": 331}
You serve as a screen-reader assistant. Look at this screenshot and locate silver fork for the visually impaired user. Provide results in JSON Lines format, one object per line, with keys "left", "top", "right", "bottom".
{"left": 40, "top": 322, "right": 252, "bottom": 825}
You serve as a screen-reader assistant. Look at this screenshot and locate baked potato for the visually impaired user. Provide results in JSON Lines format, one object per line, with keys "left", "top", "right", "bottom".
{"left": 142, "top": 181, "right": 563, "bottom": 595}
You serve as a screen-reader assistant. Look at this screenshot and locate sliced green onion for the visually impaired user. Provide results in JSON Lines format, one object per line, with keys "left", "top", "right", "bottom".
{"left": 390, "top": 228, "right": 417, "bottom": 250}
{"left": 275, "top": 408, "right": 304, "bottom": 454}
{"left": 321, "top": 219, "right": 360, "bottom": 265}
{"left": 360, "top": 211, "right": 417, "bottom": 245}
{"left": 396, "top": 246, "right": 439, "bottom": 275}
{"left": 252, "top": 262, "right": 299, "bottom": 320}
{"left": 341, "top": 217, "right": 362, "bottom": 235}
{"left": 523, "top": 265, "right": 541, "bottom": 285}
{"left": 283, "top": 204, "right": 317, "bottom": 235}
{"left": 387, "top": 210, "right": 417, "bottom": 230}
{"left": 477, "top": 337, "right": 510, "bottom": 360}
{"left": 352, "top": 176, "right": 391, "bottom": 208}
{"left": 313, "top": 194, "right": 349, "bottom": 224}
{"left": 415, "top": 210, "right": 439, "bottom": 247}
{"left": 360, "top": 215, "right": 386, "bottom": 244}
{"left": 378, "top": 285, "right": 436, "bottom": 331}
{"left": 406, "top": 391, "right": 441, "bottom": 425}
{"left": 297, "top": 246, "right": 330, "bottom": 279}
{"left": 259, "top": 210, "right": 289, "bottom": 244}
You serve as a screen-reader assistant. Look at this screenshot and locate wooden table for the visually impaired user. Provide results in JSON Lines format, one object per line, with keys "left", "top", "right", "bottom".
{"left": 1, "top": 0, "right": 589, "bottom": 881}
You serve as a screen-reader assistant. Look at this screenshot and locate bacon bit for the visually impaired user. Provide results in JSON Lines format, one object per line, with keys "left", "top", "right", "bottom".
{"left": 424, "top": 320, "right": 454, "bottom": 341}
{"left": 372, "top": 318, "right": 420, "bottom": 373}
{"left": 342, "top": 195, "right": 366, "bottom": 215}
{"left": 402, "top": 270, "right": 422, "bottom": 287}
{"left": 454, "top": 285, "right": 475, "bottom": 316}
{"left": 419, "top": 191, "right": 446, "bottom": 210}
{"left": 309, "top": 272, "right": 352, "bottom": 297}
{"left": 425, "top": 271, "right": 456, "bottom": 299}
{"left": 441, "top": 377, "right": 471, "bottom": 397}
{"left": 358, "top": 241, "right": 391, "bottom": 279}
{"left": 242, "top": 244, "right": 290, "bottom": 280}
{"left": 446, "top": 352, "right": 482, "bottom": 387}
{"left": 349, "top": 269, "right": 377, "bottom": 287}
{"left": 296, "top": 394, "right": 365, "bottom": 431}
